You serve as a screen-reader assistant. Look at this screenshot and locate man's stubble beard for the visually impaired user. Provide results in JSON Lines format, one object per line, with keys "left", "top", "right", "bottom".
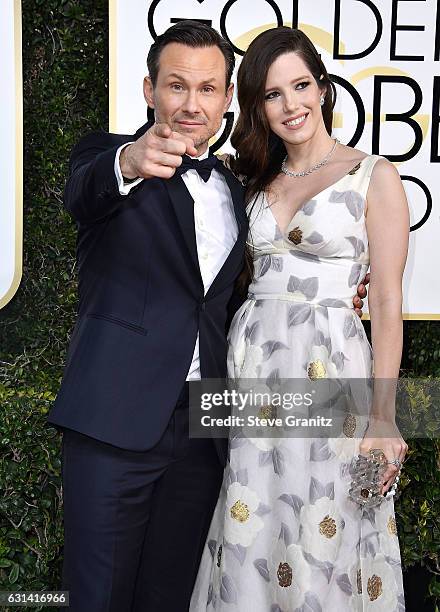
{"left": 191, "top": 119, "right": 224, "bottom": 150}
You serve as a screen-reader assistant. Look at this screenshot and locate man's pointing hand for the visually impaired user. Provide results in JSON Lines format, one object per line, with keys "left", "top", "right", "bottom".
{"left": 120, "top": 123, "right": 198, "bottom": 181}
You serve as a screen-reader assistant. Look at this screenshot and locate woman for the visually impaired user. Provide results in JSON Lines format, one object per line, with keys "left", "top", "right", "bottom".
{"left": 191, "top": 27, "right": 409, "bottom": 610}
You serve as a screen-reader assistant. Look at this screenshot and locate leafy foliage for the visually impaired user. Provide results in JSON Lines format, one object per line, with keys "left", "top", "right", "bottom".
{"left": 0, "top": 0, "right": 107, "bottom": 607}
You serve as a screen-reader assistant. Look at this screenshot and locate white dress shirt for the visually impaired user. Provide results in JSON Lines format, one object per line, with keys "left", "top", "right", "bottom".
{"left": 114, "top": 144, "right": 238, "bottom": 380}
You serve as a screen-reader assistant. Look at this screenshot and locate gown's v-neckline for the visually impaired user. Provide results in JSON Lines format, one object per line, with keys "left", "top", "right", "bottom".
{"left": 264, "top": 156, "right": 368, "bottom": 235}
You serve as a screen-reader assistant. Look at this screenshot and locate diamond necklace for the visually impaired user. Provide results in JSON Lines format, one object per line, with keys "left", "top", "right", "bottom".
{"left": 280, "top": 138, "right": 339, "bottom": 178}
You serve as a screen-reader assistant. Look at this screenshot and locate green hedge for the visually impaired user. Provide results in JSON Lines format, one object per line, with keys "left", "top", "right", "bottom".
{"left": 0, "top": 0, "right": 108, "bottom": 604}
{"left": 0, "top": 1, "right": 439, "bottom": 609}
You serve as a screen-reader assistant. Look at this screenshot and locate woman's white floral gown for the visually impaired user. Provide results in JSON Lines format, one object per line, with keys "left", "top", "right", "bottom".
{"left": 191, "top": 155, "right": 406, "bottom": 611}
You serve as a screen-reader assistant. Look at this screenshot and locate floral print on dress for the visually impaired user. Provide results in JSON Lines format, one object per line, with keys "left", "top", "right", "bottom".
{"left": 225, "top": 482, "right": 265, "bottom": 547}
{"left": 267, "top": 539, "right": 312, "bottom": 610}
{"left": 190, "top": 155, "right": 405, "bottom": 611}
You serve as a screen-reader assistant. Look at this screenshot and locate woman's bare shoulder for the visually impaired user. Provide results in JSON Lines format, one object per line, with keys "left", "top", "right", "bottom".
{"left": 338, "top": 144, "right": 370, "bottom": 164}
{"left": 366, "top": 157, "right": 406, "bottom": 214}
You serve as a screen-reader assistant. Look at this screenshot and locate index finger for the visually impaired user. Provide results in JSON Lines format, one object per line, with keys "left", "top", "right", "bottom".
{"left": 154, "top": 123, "right": 172, "bottom": 139}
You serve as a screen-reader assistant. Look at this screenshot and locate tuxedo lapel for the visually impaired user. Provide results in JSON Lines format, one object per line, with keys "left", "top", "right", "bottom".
{"left": 215, "top": 162, "right": 247, "bottom": 232}
{"left": 163, "top": 161, "right": 247, "bottom": 293}
{"left": 164, "top": 173, "right": 202, "bottom": 279}
{"left": 128, "top": 126, "right": 247, "bottom": 293}
{"left": 205, "top": 164, "right": 248, "bottom": 299}
{"left": 134, "top": 121, "right": 201, "bottom": 278}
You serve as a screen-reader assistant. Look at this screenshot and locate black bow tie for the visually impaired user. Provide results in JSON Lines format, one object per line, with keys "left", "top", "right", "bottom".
{"left": 176, "top": 154, "right": 219, "bottom": 182}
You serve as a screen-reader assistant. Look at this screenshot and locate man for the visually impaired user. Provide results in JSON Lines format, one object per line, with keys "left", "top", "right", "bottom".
{"left": 47, "top": 20, "right": 367, "bottom": 611}
{"left": 47, "top": 21, "right": 246, "bottom": 612}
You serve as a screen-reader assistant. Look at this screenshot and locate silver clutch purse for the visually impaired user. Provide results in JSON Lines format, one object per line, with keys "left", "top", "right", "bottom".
{"left": 348, "top": 448, "right": 389, "bottom": 508}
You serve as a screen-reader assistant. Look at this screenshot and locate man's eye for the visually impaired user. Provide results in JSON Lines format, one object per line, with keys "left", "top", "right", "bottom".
{"left": 171, "top": 84, "right": 183, "bottom": 91}
{"left": 264, "top": 91, "right": 279, "bottom": 100}
{"left": 202, "top": 86, "right": 214, "bottom": 93}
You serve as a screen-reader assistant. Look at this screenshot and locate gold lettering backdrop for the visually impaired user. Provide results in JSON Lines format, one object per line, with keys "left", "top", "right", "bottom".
{"left": 110, "top": 0, "right": 440, "bottom": 319}
{"left": 0, "top": 0, "right": 23, "bottom": 309}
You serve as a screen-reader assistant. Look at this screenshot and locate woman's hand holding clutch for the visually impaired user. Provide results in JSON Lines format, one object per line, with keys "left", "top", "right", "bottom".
{"left": 359, "top": 417, "right": 408, "bottom": 495}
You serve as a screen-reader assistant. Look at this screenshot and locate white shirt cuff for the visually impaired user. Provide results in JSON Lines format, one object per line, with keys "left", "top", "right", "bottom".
{"left": 114, "top": 142, "right": 144, "bottom": 195}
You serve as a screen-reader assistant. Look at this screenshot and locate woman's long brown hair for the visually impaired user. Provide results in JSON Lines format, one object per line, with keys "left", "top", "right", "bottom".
{"left": 231, "top": 27, "right": 336, "bottom": 293}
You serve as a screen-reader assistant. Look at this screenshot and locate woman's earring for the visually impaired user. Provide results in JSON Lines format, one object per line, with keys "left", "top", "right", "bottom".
{"left": 320, "top": 96, "right": 325, "bottom": 106}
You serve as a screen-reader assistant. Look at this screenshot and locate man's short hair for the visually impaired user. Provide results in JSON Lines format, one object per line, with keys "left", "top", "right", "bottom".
{"left": 147, "top": 20, "right": 235, "bottom": 90}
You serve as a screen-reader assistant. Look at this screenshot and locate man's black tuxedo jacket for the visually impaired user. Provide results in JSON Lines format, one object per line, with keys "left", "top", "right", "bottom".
{"left": 47, "top": 122, "right": 248, "bottom": 462}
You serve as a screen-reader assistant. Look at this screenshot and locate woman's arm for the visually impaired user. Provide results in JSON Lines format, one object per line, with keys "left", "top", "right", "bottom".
{"left": 360, "top": 157, "right": 410, "bottom": 493}
{"left": 366, "top": 158, "right": 409, "bottom": 380}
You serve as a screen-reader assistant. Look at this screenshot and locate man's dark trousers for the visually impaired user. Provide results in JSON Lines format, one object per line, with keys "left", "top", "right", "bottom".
{"left": 61, "top": 384, "right": 223, "bottom": 611}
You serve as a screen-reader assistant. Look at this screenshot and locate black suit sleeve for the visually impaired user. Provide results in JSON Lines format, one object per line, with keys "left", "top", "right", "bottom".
{"left": 64, "top": 131, "right": 130, "bottom": 224}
